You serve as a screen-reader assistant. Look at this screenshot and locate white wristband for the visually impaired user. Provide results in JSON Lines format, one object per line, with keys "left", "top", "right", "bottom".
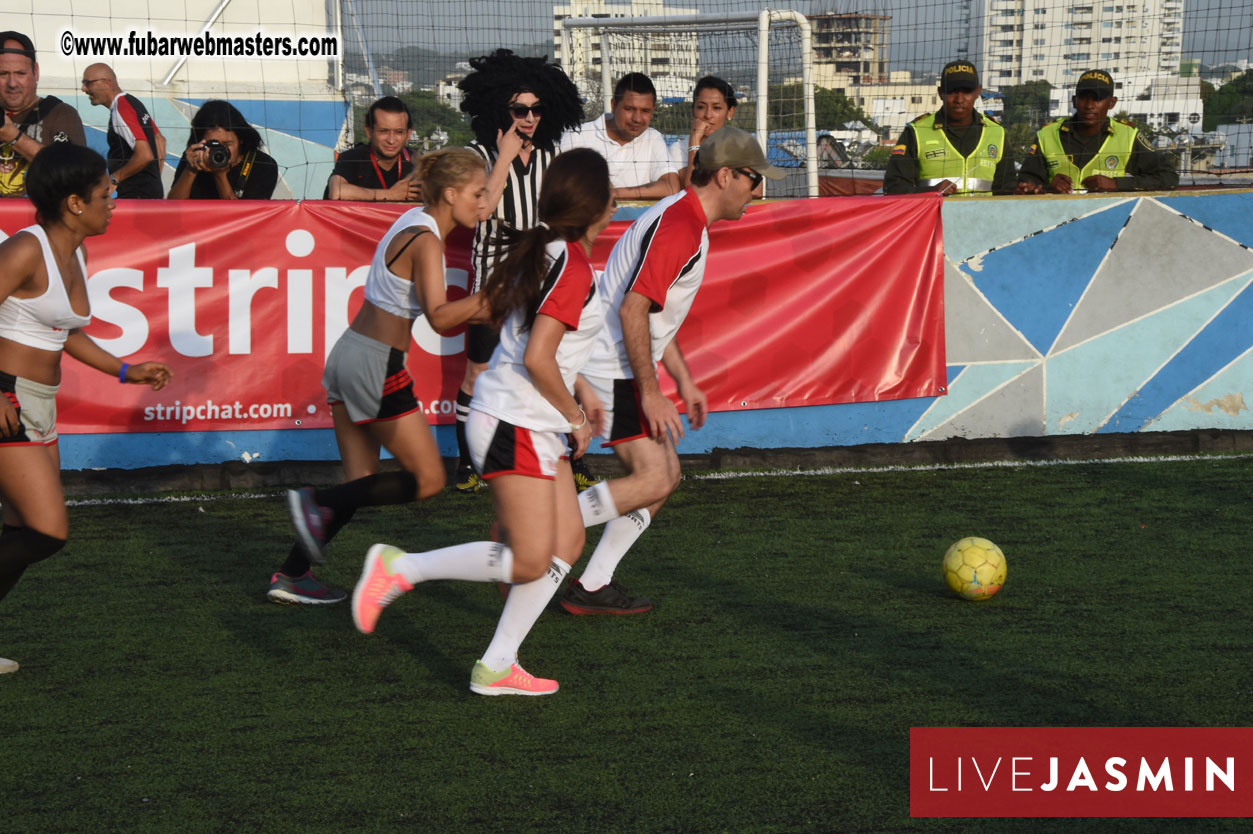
{"left": 688, "top": 145, "right": 701, "bottom": 154}
{"left": 569, "top": 407, "right": 587, "bottom": 432}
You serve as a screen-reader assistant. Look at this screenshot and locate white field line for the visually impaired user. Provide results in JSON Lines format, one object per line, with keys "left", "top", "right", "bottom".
{"left": 60, "top": 452, "right": 1253, "bottom": 506}
{"left": 689, "top": 452, "right": 1253, "bottom": 481}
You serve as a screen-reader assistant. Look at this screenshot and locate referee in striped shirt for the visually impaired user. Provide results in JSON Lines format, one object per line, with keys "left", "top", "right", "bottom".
{"left": 453, "top": 50, "right": 586, "bottom": 491}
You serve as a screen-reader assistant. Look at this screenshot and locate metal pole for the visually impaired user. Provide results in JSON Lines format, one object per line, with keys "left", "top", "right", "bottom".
{"left": 601, "top": 29, "right": 613, "bottom": 116}
{"left": 160, "top": 0, "right": 234, "bottom": 86}
{"left": 757, "top": 10, "right": 770, "bottom": 198}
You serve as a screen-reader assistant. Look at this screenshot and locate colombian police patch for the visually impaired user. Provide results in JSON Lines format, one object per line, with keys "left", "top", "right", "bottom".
{"left": 891, "top": 144, "right": 906, "bottom": 156}
{"left": 987, "top": 144, "right": 999, "bottom": 159}
{"left": 1104, "top": 155, "right": 1118, "bottom": 169}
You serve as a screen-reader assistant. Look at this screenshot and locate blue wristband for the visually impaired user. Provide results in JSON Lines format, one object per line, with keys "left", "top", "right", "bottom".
{"left": 118, "top": 363, "right": 130, "bottom": 383}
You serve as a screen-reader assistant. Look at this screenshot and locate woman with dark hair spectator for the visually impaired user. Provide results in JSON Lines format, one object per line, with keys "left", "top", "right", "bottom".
{"left": 0, "top": 143, "right": 172, "bottom": 673}
{"left": 450, "top": 49, "right": 585, "bottom": 493}
{"left": 671, "top": 76, "right": 754, "bottom": 192}
{"left": 271, "top": 148, "right": 490, "bottom": 604}
{"left": 168, "top": 99, "right": 279, "bottom": 200}
{"left": 350, "top": 148, "right": 616, "bottom": 697}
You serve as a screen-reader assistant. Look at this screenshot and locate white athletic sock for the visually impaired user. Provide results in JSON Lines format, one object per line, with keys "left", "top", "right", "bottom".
{"left": 577, "top": 508, "right": 650, "bottom": 591}
{"left": 480, "top": 556, "right": 572, "bottom": 672}
{"left": 578, "top": 481, "right": 620, "bottom": 528}
{"left": 393, "top": 541, "right": 512, "bottom": 585}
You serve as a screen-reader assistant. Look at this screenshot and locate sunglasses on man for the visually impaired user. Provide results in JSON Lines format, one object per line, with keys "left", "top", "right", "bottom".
{"left": 735, "top": 168, "right": 763, "bottom": 189}
{"left": 509, "top": 104, "right": 544, "bottom": 119}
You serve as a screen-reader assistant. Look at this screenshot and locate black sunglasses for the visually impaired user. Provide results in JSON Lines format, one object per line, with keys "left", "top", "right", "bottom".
{"left": 509, "top": 104, "right": 544, "bottom": 119}
{"left": 735, "top": 168, "right": 763, "bottom": 189}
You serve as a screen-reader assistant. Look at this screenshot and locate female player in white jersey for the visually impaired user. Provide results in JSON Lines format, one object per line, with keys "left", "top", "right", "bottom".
{"left": 272, "top": 149, "right": 490, "bottom": 603}
{"left": 350, "top": 148, "right": 616, "bottom": 696}
{"left": 0, "top": 144, "right": 172, "bottom": 674}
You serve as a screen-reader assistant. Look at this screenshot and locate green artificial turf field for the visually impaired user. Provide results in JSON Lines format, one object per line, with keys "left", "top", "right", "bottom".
{"left": 2, "top": 455, "right": 1250, "bottom": 833}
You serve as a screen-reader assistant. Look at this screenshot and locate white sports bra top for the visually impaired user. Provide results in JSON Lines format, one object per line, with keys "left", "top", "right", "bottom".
{"left": 363, "top": 207, "right": 443, "bottom": 318}
{"left": 0, "top": 225, "right": 92, "bottom": 351}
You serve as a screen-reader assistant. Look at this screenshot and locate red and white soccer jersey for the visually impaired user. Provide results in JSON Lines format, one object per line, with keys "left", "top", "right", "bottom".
{"left": 471, "top": 238, "right": 605, "bottom": 432}
{"left": 106, "top": 92, "right": 164, "bottom": 198}
{"left": 582, "top": 188, "right": 708, "bottom": 381}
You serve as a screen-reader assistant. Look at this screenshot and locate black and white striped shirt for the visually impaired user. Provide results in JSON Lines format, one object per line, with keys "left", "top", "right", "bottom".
{"left": 468, "top": 141, "right": 551, "bottom": 292}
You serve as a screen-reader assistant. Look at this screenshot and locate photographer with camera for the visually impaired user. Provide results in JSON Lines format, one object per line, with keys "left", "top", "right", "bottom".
{"left": 168, "top": 100, "right": 278, "bottom": 200}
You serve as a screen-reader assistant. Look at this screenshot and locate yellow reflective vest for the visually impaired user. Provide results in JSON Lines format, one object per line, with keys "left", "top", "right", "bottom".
{"left": 1036, "top": 117, "right": 1137, "bottom": 183}
{"left": 912, "top": 112, "right": 1005, "bottom": 196}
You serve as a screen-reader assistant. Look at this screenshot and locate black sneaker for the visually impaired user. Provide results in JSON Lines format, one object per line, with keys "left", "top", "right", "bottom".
{"left": 560, "top": 579, "right": 653, "bottom": 615}
{"left": 570, "top": 457, "right": 599, "bottom": 492}
{"left": 455, "top": 464, "right": 486, "bottom": 493}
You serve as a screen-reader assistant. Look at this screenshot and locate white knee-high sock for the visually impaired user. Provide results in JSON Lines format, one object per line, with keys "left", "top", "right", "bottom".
{"left": 480, "top": 556, "right": 572, "bottom": 672}
{"left": 578, "top": 481, "right": 620, "bottom": 528}
{"left": 577, "top": 508, "right": 650, "bottom": 591}
{"left": 392, "top": 541, "right": 513, "bottom": 585}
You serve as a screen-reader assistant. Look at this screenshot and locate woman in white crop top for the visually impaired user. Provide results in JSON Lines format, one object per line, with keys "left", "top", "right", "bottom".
{"left": 0, "top": 144, "right": 172, "bottom": 675}
{"left": 346, "top": 149, "right": 617, "bottom": 696}
{"left": 272, "top": 148, "right": 492, "bottom": 603}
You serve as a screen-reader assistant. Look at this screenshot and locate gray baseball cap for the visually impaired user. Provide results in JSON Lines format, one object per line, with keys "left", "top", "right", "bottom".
{"left": 693, "top": 126, "right": 785, "bottom": 180}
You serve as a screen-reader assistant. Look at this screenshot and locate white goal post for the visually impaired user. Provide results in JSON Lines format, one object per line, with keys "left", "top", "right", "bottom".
{"left": 557, "top": 9, "right": 817, "bottom": 198}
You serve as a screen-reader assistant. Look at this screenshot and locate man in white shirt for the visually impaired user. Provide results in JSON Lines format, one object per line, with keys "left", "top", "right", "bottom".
{"left": 558, "top": 72, "right": 679, "bottom": 200}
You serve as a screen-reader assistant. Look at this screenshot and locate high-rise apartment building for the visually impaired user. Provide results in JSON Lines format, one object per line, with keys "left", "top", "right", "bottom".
{"left": 811, "top": 12, "right": 890, "bottom": 87}
{"left": 975, "top": 0, "right": 1184, "bottom": 89}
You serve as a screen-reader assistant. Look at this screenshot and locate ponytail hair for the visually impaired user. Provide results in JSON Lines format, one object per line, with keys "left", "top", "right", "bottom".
{"left": 482, "top": 148, "right": 612, "bottom": 330}
{"left": 417, "top": 147, "right": 486, "bottom": 205}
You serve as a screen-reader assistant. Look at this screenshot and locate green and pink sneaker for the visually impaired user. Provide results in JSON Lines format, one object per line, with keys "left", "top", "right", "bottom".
{"left": 352, "top": 544, "right": 414, "bottom": 634}
{"left": 469, "top": 661, "right": 559, "bottom": 696}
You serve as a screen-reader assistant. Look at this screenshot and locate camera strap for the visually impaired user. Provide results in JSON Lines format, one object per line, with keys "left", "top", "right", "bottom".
{"left": 233, "top": 149, "right": 257, "bottom": 199}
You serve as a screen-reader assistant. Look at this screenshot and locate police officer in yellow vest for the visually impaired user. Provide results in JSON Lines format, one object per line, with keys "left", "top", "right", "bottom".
{"left": 1016, "top": 69, "right": 1178, "bottom": 194}
{"left": 884, "top": 61, "right": 1015, "bottom": 196}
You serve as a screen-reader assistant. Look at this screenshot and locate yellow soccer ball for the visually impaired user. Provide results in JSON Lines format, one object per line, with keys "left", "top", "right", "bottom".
{"left": 942, "top": 537, "right": 1007, "bottom": 601}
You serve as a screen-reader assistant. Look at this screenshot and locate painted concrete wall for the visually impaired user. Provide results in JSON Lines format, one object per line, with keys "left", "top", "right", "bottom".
{"left": 59, "top": 190, "right": 1253, "bottom": 471}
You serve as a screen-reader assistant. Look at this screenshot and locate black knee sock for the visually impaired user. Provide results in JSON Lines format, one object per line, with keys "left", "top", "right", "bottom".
{"left": 0, "top": 524, "right": 67, "bottom": 602}
{"left": 0, "top": 564, "right": 26, "bottom": 603}
{"left": 455, "top": 389, "right": 473, "bottom": 469}
{"left": 279, "top": 472, "right": 418, "bottom": 576}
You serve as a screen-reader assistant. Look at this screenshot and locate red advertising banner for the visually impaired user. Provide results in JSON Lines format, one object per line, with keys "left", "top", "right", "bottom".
{"left": 911, "top": 726, "right": 1253, "bottom": 817}
{"left": 0, "top": 196, "right": 944, "bottom": 434}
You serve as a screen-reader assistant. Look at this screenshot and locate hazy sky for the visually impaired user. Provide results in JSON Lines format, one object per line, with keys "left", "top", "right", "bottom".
{"left": 353, "top": 0, "right": 1253, "bottom": 69}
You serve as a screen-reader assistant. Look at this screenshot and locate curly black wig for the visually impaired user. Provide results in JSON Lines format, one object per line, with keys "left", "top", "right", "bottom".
{"left": 458, "top": 49, "right": 584, "bottom": 152}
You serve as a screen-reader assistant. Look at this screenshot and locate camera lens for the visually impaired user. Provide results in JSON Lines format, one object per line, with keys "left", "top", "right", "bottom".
{"left": 205, "top": 140, "right": 231, "bottom": 170}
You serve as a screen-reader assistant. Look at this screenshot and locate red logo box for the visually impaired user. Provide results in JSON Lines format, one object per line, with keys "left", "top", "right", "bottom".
{"left": 911, "top": 727, "right": 1253, "bottom": 817}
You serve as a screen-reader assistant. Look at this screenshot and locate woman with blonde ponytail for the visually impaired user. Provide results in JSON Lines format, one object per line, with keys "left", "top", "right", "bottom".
{"left": 269, "top": 148, "right": 491, "bottom": 604}
{"left": 350, "top": 148, "right": 616, "bottom": 697}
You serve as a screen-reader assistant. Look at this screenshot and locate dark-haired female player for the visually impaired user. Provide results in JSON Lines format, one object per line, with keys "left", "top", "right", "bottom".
{"left": 0, "top": 143, "right": 172, "bottom": 674}
{"left": 350, "top": 148, "right": 615, "bottom": 696}
{"left": 272, "top": 148, "right": 491, "bottom": 603}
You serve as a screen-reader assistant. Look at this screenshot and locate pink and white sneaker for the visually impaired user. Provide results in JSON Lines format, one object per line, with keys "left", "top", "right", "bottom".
{"left": 287, "top": 488, "right": 331, "bottom": 564}
{"left": 352, "top": 544, "right": 414, "bottom": 634}
{"left": 469, "top": 661, "right": 559, "bottom": 696}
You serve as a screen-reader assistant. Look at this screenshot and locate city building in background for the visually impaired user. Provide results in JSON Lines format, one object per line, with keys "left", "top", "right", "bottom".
{"left": 973, "top": 0, "right": 1185, "bottom": 88}
{"left": 553, "top": 0, "right": 699, "bottom": 103}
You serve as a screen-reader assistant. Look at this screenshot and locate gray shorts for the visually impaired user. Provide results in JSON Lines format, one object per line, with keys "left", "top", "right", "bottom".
{"left": 322, "top": 329, "right": 420, "bottom": 425}
{"left": 0, "top": 372, "right": 58, "bottom": 446}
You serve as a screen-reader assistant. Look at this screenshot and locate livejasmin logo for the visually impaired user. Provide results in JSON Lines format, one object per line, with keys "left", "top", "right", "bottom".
{"left": 910, "top": 727, "right": 1253, "bottom": 818}
{"left": 927, "top": 753, "right": 1235, "bottom": 793}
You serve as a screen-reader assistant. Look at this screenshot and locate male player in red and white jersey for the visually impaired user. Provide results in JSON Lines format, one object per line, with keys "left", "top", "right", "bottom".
{"left": 81, "top": 63, "right": 166, "bottom": 199}
{"left": 561, "top": 125, "right": 784, "bottom": 615}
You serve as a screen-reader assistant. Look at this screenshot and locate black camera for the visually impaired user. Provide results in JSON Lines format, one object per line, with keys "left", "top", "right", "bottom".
{"left": 203, "top": 139, "right": 232, "bottom": 170}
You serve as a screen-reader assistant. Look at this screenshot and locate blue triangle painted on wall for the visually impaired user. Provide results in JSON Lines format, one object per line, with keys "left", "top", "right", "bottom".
{"left": 1100, "top": 274, "right": 1253, "bottom": 432}
{"left": 958, "top": 200, "right": 1137, "bottom": 356}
